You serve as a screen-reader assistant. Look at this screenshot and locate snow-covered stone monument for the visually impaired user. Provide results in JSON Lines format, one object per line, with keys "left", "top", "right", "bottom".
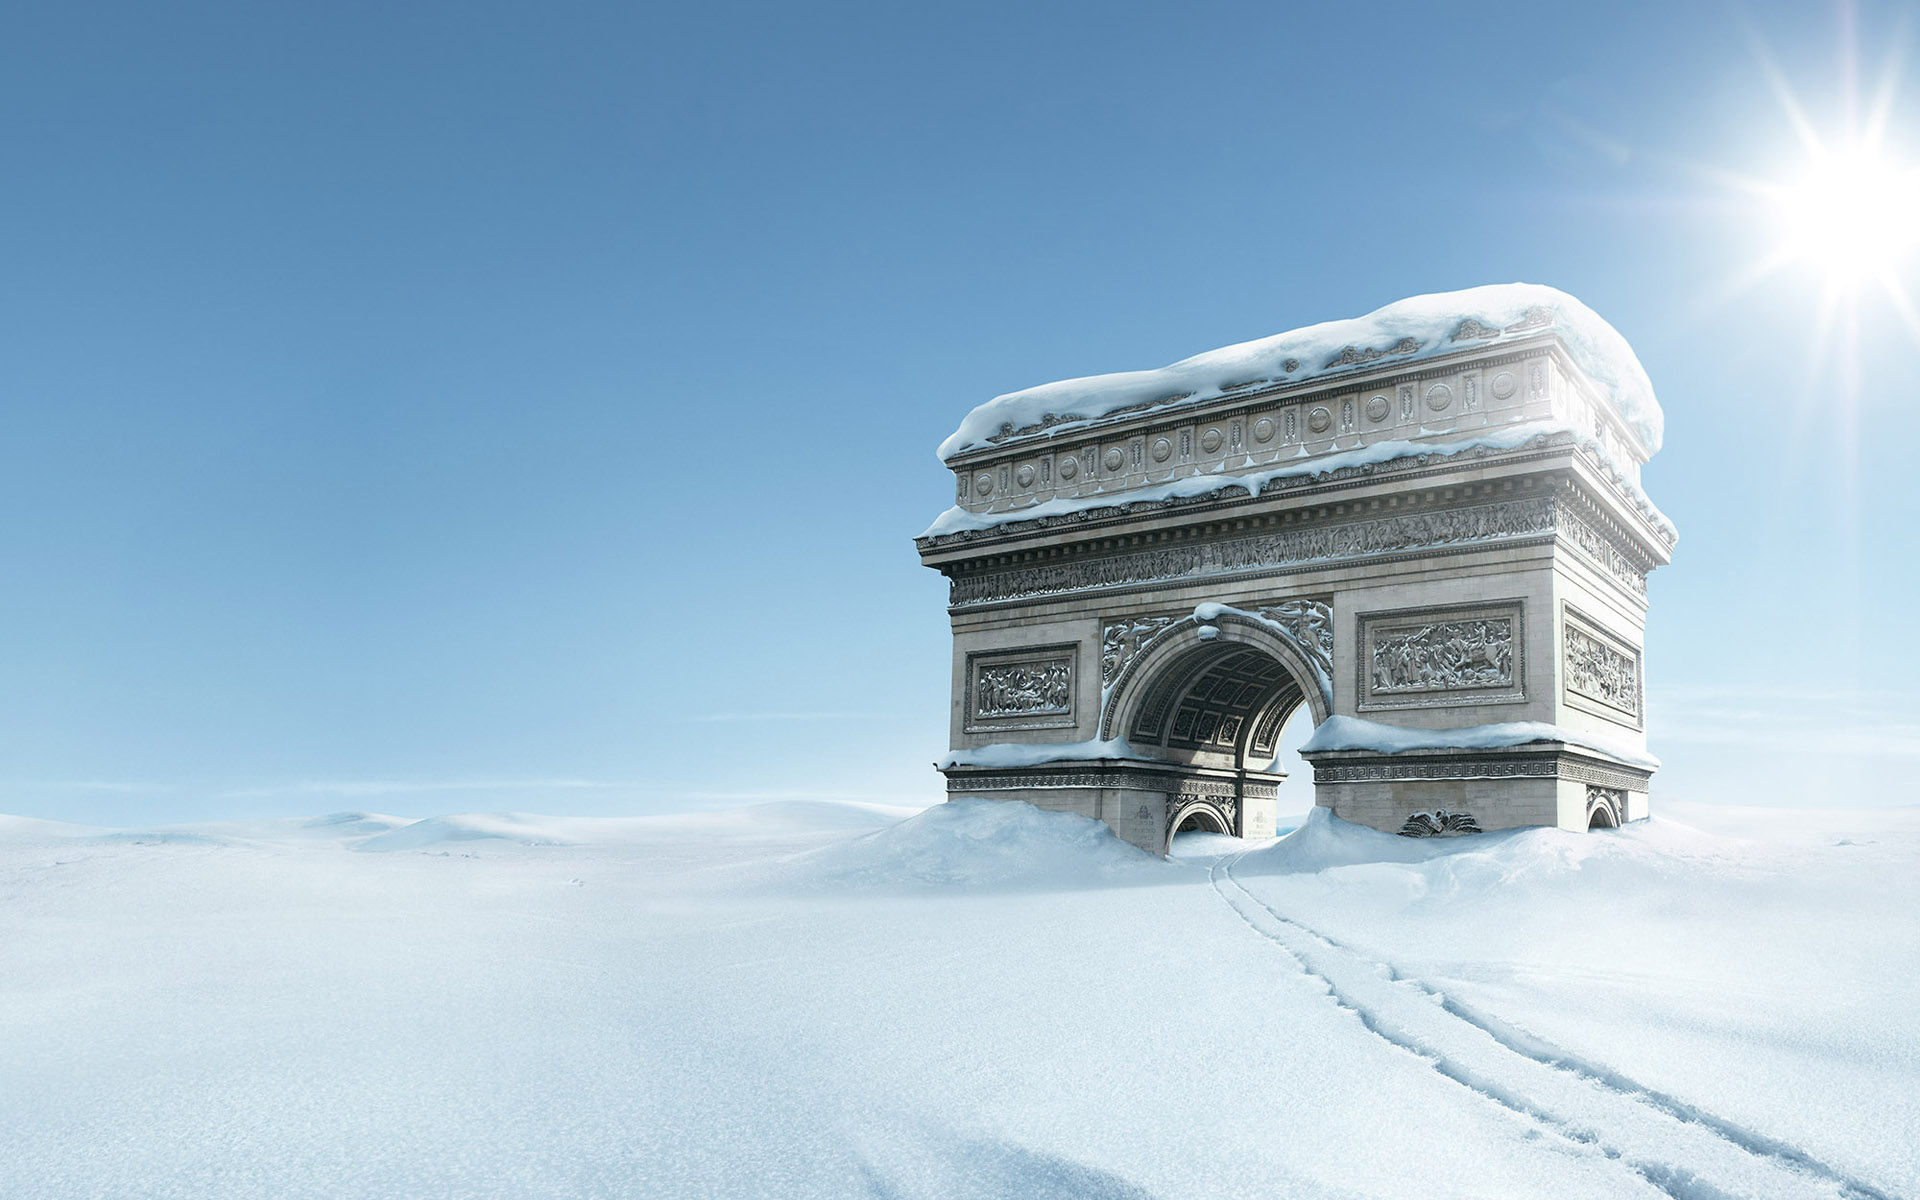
{"left": 916, "top": 285, "right": 1675, "bottom": 854}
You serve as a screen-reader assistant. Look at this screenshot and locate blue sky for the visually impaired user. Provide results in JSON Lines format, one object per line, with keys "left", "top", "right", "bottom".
{"left": 3, "top": 0, "right": 1916, "bottom": 824}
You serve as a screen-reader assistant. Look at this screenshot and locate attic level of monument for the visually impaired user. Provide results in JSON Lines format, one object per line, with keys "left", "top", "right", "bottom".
{"left": 938, "top": 328, "right": 1646, "bottom": 497}
{"left": 917, "top": 284, "right": 1675, "bottom": 855}
{"left": 943, "top": 329, "right": 1581, "bottom": 454}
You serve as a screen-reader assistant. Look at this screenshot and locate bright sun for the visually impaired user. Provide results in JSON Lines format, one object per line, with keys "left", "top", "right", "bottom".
{"left": 1709, "top": 19, "right": 1920, "bottom": 348}
{"left": 1770, "top": 145, "right": 1920, "bottom": 284}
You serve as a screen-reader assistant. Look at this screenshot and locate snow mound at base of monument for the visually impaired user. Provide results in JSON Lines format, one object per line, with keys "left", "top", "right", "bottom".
{"left": 1236, "top": 807, "right": 1449, "bottom": 873}
{"left": 1228, "top": 806, "right": 1758, "bottom": 925}
{"left": 1235, "top": 805, "right": 1738, "bottom": 891}
{"left": 785, "top": 797, "right": 1167, "bottom": 891}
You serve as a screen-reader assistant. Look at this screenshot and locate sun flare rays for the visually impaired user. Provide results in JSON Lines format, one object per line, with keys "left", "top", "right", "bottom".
{"left": 1715, "top": 11, "right": 1920, "bottom": 348}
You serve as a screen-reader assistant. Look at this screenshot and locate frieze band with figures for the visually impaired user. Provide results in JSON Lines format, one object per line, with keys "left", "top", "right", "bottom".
{"left": 946, "top": 488, "right": 1650, "bottom": 610}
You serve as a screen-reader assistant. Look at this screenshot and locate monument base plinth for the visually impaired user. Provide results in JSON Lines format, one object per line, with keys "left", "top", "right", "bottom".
{"left": 1301, "top": 743, "right": 1652, "bottom": 835}
{"left": 940, "top": 759, "right": 1285, "bottom": 854}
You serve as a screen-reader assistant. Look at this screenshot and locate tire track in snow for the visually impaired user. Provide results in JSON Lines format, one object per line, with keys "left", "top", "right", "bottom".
{"left": 1206, "top": 853, "right": 1894, "bottom": 1200}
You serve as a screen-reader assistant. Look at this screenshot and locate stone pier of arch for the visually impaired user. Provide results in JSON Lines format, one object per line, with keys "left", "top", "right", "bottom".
{"left": 917, "top": 286, "right": 1675, "bottom": 856}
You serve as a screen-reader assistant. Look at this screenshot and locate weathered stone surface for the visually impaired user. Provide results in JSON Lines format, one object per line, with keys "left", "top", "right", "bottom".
{"left": 918, "top": 302, "right": 1673, "bottom": 855}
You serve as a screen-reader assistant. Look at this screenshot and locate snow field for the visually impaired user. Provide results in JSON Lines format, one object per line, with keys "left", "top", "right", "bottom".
{"left": 1, "top": 798, "right": 1914, "bottom": 1198}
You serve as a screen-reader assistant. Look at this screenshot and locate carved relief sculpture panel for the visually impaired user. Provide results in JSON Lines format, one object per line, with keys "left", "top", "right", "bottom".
{"left": 1372, "top": 618, "right": 1512, "bottom": 692}
{"left": 1358, "top": 600, "right": 1527, "bottom": 711}
{"left": 965, "top": 645, "right": 1080, "bottom": 733}
{"left": 1562, "top": 605, "right": 1642, "bottom": 728}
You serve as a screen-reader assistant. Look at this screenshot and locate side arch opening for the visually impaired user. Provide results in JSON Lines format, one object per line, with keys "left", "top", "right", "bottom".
{"left": 1173, "top": 807, "right": 1228, "bottom": 836}
{"left": 1165, "top": 797, "right": 1237, "bottom": 857}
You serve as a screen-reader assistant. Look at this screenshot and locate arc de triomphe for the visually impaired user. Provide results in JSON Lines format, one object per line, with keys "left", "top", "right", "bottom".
{"left": 916, "top": 285, "right": 1674, "bottom": 855}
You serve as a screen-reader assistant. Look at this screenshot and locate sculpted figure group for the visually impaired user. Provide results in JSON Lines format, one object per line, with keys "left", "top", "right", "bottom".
{"left": 1371, "top": 618, "right": 1514, "bottom": 694}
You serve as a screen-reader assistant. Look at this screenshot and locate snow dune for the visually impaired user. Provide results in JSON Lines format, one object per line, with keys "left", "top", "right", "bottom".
{"left": 781, "top": 797, "right": 1163, "bottom": 890}
{"left": 301, "top": 810, "right": 412, "bottom": 835}
{"left": 1, "top": 797, "right": 1913, "bottom": 1199}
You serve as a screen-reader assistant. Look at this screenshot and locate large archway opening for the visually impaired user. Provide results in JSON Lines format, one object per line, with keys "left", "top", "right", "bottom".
{"left": 1099, "top": 611, "right": 1330, "bottom": 854}
{"left": 1265, "top": 704, "right": 1319, "bottom": 835}
{"left": 1124, "top": 641, "right": 1310, "bottom": 772}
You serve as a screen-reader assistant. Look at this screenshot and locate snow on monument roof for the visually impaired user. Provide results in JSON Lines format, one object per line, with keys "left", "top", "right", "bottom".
{"left": 938, "top": 283, "right": 1663, "bottom": 461}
